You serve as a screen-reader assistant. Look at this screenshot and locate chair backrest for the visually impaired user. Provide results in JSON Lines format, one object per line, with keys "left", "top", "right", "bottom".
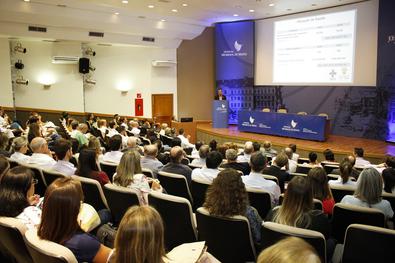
{"left": 157, "top": 171, "right": 193, "bottom": 204}
{"left": 71, "top": 175, "right": 108, "bottom": 211}
{"left": 99, "top": 162, "right": 117, "bottom": 182}
{"left": 382, "top": 192, "right": 395, "bottom": 223}
{"left": 341, "top": 224, "right": 395, "bottom": 263}
{"left": 8, "top": 159, "right": 19, "bottom": 168}
{"left": 295, "top": 164, "right": 312, "bottom": 174}
{"left": 329, "top": 184, "right": 355, "bottom": 203}
{"left": 20, "top": 165, "right": 47, "bottom": 196}
{"left": 148, "top": 192, "right": 197, "bottom": 250}
{"left": 160, "top": 134, "right": 173, "bottom": 146}
{"left": 24, "top": 229, "right": 78, "bottom": 263}
{"left": 42, "top": 170, "right": 67, "bottom": 187}
{"left": 277, "top": 109, "right": 287, "bottom": 113}
{"left": 0, "top": 217, "right": 33, "bottom": 263}
{"left": 297, "top": 157, "right": 310, "bottom": 164}
{"left": 331, "top": 203, "right": 386, "bottom": 243}
{"left": 323, "top": 164, "right": 339, "bottom": 174}
{"left": 191, "top": 178, "right": 211, "bottom": 211}
{"left": 262, "top": 174, "right": 279, "bottom": 185}
{"left": 141, "top": 168, "right": 153, "bottom": 178}
{"left": 262, "top": 108, "right": 271, "bottom": 112}
{"left": 327, "top": 173, "right": 340, "bottom": 181}
{"left": 247, "top": 188, "right": 272, "bottom": 219}
{"left": 180, "top": 158, "right": 190, "bottom": 165}
{"left": 318, "top": 113, "right": 329, "bottom": 119}
{"left": 297, "top": 111, "right": 308, "bottom": 115}
{"left": 261, "top": 222, "right": 326, "bottom": 263}
{"left": 103, "top": 184, "right": 140, "bottom": 226}
{"left": 196, "top": 207, "right": 256, "bottom": 263}
{"left": 184, "top": 147, "right": 193, "bottom": 155}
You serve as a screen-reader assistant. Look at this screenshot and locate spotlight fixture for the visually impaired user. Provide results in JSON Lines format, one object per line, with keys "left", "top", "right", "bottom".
{"left": 85, "top": 47, "right": 96, "bottom": 56}
{"left": 14, "top": 42, "right": 27, "bottom": 53}
{"left": 14, "top": 60, "right": 24, "bottom": 70}
{"left": 89, "top": 64, "right": 96, "bottom": 71}
{"left": 15, "top": 76, "right": 29, "bottom": 85}
{"left": 85, "top": 76, "right": 96, "bottom": 85}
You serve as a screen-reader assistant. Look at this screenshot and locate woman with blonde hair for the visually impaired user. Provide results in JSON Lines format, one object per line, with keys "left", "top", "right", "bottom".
{"left": 308, "top": 167, "right": 335, "bottom": 215}
{"left": 257, "top": 237, "right": 321, "bottom": 263}
{"left": 266, "top": 176, "right": 330, "bottom": 239}
{"left": 341, "top": 168, "right": 394, "bottom": 219}
{"left": 9, "top": 136, "right": 30, "bottom": 163}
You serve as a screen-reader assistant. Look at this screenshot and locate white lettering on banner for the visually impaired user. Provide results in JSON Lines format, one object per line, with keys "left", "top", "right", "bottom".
{"left": 258, "top": 123, "right": 272, "bottom": 129}
{"left": 242, "top": 122, "right": 257, "bottom": 128}
{"left": 282, "top": 125, "right": 300, "bottom": 132}
{"left": 303, "top": 128, "right": 318, "bottom": 134}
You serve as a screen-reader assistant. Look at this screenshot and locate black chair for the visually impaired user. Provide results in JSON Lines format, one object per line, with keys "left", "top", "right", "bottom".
{"left": 297, "top": 157, "right": 310, "bottom": 164}
{"left": 331, "top": 203, "right": 385, "bottom": 243}
{"left": 295, "top": 164, "right": 312, "bottom": 174}
{"left": 327, "top": 174, "right": 340, "bottom": 181}
{"left": 158, "top": 171, "right": 193, "bottom": 204}
{"left": 42, "top": 170, "right": 67, "bottom": 187}
{"left": 382, "top": 192, "right": 395, "bottom": 223}
{"left": 99, "top": 162, "right": 117, "bottom": 183}
{"left": 21, "top": 165, "right": 47, "bottom": 196}
{"left": 0, "top": 217, "right": 33, "bottom": 263}
{"left": 103, "top": 184, "right": 140, "bottom": 226}
{"left": 184, "top": 147, "right": 193, "bottom": 155}
{"left": 191, "top": 178, "right": 210, "bottom": 210}
{"left": 160, "top": 134, "right": 173, "bottom": 146}
{"left": 333, "top": 224, "right": 395, "bottom": 263}
{"left": 148, "top": 192, "right": 197, "bottom": 250}
{"left": 196, "top": 207, "right": 256, "bottom": 263}
{"left": 8, "top": 159, "right": 19, "bottom": 168}
{"left": 260, "top": 222, "right": 327, "bottom": 263}
{"left": 261, "top": 174, "right": 279, "bottom": 185}
{"left": 180, "top": 158, "right": 190, "bottom": 165}
{"left": 71, "top": 175, "right": 109, "bottom": 212}
{"left": 139, "top": 137, "right": 151, "bottom": 146}
{"left": 141, "top": 168, "right": 153, "bottom": 178}
{"left": 246, "top": 188, "right": 272, "bottom": 219}
{"left": 329, "top": 184, "right": 355, "bottom": 203}
{"left": 323, "top": 164, "right": 339, "bottom": 174}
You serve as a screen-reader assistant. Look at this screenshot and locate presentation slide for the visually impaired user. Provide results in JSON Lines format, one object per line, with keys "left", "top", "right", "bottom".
{"left": 273, "top": 10, "right": 356, "bottom": 84}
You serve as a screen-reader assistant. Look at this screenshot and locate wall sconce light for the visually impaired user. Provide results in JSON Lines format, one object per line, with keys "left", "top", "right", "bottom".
{"left": 85, "top": 48, "right": 96, "bottom": 56}
{"left": 85, "top": 76, "right": 96, "bottom": 85}
{"left": 121, "top": 90, "right": 128, "bottom": 95}
{"left": 15, "top": 76, "right": 29, "bottom": 85}
{"left": 116, "top": 80, "right": 131, "bottom": 95}
{"left": 38, "top": 71, "right": 56, "bottom": 88}
{"left": 14, "top": 42, "right": 27, "bottom": 53}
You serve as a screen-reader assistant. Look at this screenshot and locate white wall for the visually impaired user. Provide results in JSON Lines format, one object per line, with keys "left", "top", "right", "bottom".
{"left": 2, "top": 39, "right": 177, "bottom": 118}
{"left": 0, "top": 38, "right": 13, "bottom": 107}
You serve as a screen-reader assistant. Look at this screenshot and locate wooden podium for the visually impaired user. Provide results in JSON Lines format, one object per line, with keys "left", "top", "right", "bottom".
{"left": 171, "top": 121, "right": 197, "bottom": 144}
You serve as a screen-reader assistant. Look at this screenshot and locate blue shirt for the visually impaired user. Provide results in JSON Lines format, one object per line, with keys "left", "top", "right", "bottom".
{"left": 63, "top": 232, "right": 101, "bottom": 263}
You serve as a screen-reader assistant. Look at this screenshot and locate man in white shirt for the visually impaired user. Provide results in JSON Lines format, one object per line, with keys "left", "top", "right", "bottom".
{"left": 103, "top": 134, "right": 124, "bottom": 164}
{"left": 192, "top": 151, "right": 222, "bottom": 183}
{"left": 51, "top": 138, "right": 76, "bottom": 176}
{"left": 140, "top": 144, "right": 163, "bottom": 178}
{"left": 28, "top": 137, "right": 56, "bottom": 169}
{"left": 190, "top": 145, "right": 209, "bottom": 167}
{"left": 288, "top": 143, "right": 299, "bottom": 162}
{"left": 284, "top": 147, "right": 297, "bottom": 173}
{"left": 237, "top": 141, "right": 254, "bottom": 163}
{"left": 107, "top": 121, "right": 119, "bottom": 138}
{"left": 129, "top": 121, "right": 141, "bottom": 136}
{"left": 159, "top": 123, "right": 168, "bottom": 136}
{"left": 242, "top": 152, "right": 281, "bottom": 206}
{"left": 354, "top": 147, "right": 371, "bottom": 167}
{"left": 177, "top": 128, "right": 195, "bottom": 149}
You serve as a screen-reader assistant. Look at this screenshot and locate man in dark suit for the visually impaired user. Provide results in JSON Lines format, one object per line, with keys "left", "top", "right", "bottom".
{"left": 214, "top": 87, "right": 226, "bottom": 100}
{"left": 220, "top": 148, "right": 250, "bottom": 175}
{"left": 262, "top": 153, "right": 290, "bottom": 192}
{"left": 160, "top": 146, "right": 192, "bottom": 185}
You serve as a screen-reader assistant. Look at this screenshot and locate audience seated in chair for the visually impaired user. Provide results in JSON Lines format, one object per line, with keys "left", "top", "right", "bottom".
{"left": 52, "top": 138, "right": 76, "bottom": 176}
{"left": 383, "top": 156, "right": 395, "bottom": 194}
{"left": 121, "top": 136, "right": 142, "bottom": 155}
{"left": 308, "top": 167, "right": 335, "bottom": 215}
{"left": 220, "top": 148, "right": 251, "bottom": 175}
{"left": 262, "top": 140, "right": 277, "bottom": 158}
{"left": 190, "top": 144, "right": 209, "bottom": 168}
{"left": 203, "top": 169, "right": 262, "bottom": 243}
{"left": 354, "top": 147, "right": 371, "bottom": 167}
{"left": 331, "top": 155, "right": 361, "bottom": 179}
{"left": 28, "top": 137, "right": 56, "bottom": 169}
{"left": 140, "top": 144, "right": 163, "bottom": 178}
{"left": 77, "top": 149, "right": 110, "bottom": 187}
{"left": 323, "top": 148, "right": 336, "bottom": 163}
{"left": 341, "top": 168, "right": 394, "bottom": 220}
{"left": 328, "top": 160, "right": 357, "bottom": 187}
{"left": 237, "top": 141, "right": 254, "bottom": 163}
{"left": 242, "top": 152, "right": 280, "bottom": 205}
{"left": 262, "top": 153, "right": 290, "bottom": 192}
{"left": 102, "top": 135, "right": 123, "bottom": 164}
{"left": 284, "top": 147, "right": 297, "bottom": 173}
{"left": 0, "top": 156, "right": 10, "bottom": 179}
{"left": 177, "top": 128, "right": 195, "bottom": 149}
{"left": 191, "top": 151, "right": 223, "bottom": 184}
{"left": 160, "top": 146, "right": 192, "bottom": 185}
{"left": 302, "top": 152, "right": 322, "bottom": 168}
{"left": 70, "top": 123, "right": 89, "bottom": 148}
{"left": 288, "top": 143, "right": 299, "bottom": 162}
{"left": 9, "top": 136, "right": 30, "bottom": 164}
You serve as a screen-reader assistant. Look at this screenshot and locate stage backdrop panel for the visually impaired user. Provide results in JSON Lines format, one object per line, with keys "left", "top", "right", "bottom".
{"left": 215, "top": 21, "right": 255, "bottom": 124}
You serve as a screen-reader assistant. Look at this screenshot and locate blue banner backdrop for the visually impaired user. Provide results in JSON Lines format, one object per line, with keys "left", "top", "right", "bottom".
{"left": 215, "top": 21, "right": 255, "bottom": 124}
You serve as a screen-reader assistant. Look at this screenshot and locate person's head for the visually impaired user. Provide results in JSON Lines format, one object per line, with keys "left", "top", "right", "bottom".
{"left": 217, "top": 88, "right": 223, "bottom": 96}
{"left": 308, "top": 167, "right": 332, "bottom": 201}
{"left": 38, "top": 178, "right": 83, "bottom": 244}
{"left": 252, "top": 142, "right": 261, "bottom": 152}
{"left": 170, "top": 137, "right": 181, "bottom": 147}
{"left": 216, "top": 144, "right": 228, "bottom": 159}
{"left": 250, "top": 152, "right": 267, "bottom": 172}
{"left": 78, "top": 123, "right": 88, "bottom": 134}
{"left": 160, "top": 123, "right": 168, "bottom": 130}
{"left": 198, "top": 145, "right": 210, "bottom": 159}
{"left": 70, "top": 120, "right": 79, "bottom": 130}
{"left": 354, "top": 168, "right": 383, "bottom": 205}
{"left": 244, "top": 141, "right": 254, "bottom": 155}
{"left": 225, "top": 148, "right": 238, "bottom": 162}
{"left": 88, "top": 136, "right": 102, "bottom": 156}
{"left": 109, "top": 121, "right": 116, "bottom": 129}
{"left": 323, "top": 149, "right": 335, "bottom": 162}
{"left": 113, "top": 114, "right": 120, "bottom": 121}
{"left": 11, "top": 136, "right": 28, "bottom": 154}
{"left": 178, "top": 128, "right": 185, "bottom": 135}
{"left": 274, "top": 176, "right": 313, "bottom": 227}
{"left": 115, "top": 151, "right": 142, "bottom": 187}
{"left": 195, "top": 141, "right": 204, "bottom": 151}
{"left": 113, "top": 206, "right": 165, "bottom": 263}
{"left": 0, "top": 166, "right": 35, "bottom": 217}
{"left": 339, "top": 159, "right": 353, "bottom": 184}
{"left": 204, "top": 169, "right": 248, "bottom": 217}
{"left": 284, "top": 147, "right": 293, "bottom": 160}
{"left": 126, "top": 137, "right": 138, "bottom": 148}
{"left": 346, "top": 155, "right": 356, "bottom": 167}
{"left": 0, "top": 132, "right": 9, "bottom": 150}
{"left": 263, "top": 141, "right": 272, "bottom": 150}
{"left": 109, "top": 134, "right": 122, "bottom": 151}
{"left": 30, "top": 137, "right": 49, "bottom": 154}
{"left": 170, "top": 146, "right": 184, "bottom": 164}
{"left": 77, "top": 149, "right": 99, "bottom": 176}
{"left": 86, "top": 113, "right": 95, "bottom": 121}
{"left": 144, "top": 144, "right": 158, "bottom": 158}
{"left": 354, "top": 147, "right": 364, "bottom": 158}
{"left": 274, "top": 153, "right": 288, "bottom": 168}
{"left": 308, "top": 152, "right": 318, "bottom": 163}
{"left": 205, "top": 151, "right": 223, "bottom": 169}
{"left": 385, "top": 156, "right": 395, "bottom": 168}
{"left": 257, "top": 237, "right": 321, "bottom": 263}
{"left": 98, "top": 119, "right": 107, "bottom": 128}
{"left": 383, "top": 167, "right": 395, "bottom": 193}
{"left": 209, "top": 139, "right": 217, "bottom": 151}
{"left": 289, "top": 143, "right": 297, "bottom": 153}
{"left": 53, "top": 139, "right": 73, "bottom": 161}
{"left": 0, "top": 156, "right": 10, "bottom": 179}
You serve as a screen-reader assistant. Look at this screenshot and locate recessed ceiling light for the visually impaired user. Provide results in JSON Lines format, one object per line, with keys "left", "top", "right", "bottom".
{"left": 182, "top": 3, "right": 188, "bottom": 7}
{"left": 249, "top": 9, "right": 255, "bottom": 13}
{"left": 172, "top": 9, "right": 178, "bottom": 12}
{"left": 233, "top": 14, "right": 239, "bottom": 17}
{"left": 23, "top": 0, "right": 30, "bottom": 2}
{"left": 121, "top": 0, "right": 128, "bottom": 4}
{"left": 114, "top": 12, "right": 120, "bottom": 15}
{"left": 269, "top": 3, "right": 275, "bottom": 7}
{"left": 148, "top": 5, "right": 155, "bottom": 8}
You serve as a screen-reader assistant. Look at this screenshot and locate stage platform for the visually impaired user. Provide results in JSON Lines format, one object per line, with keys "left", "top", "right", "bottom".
{"left": 196, "top": 123, "right": 395, "bottom": 164}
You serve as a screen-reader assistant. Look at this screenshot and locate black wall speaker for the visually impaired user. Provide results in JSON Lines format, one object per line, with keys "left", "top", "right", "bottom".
{"left": 79, "top": 57, "right": 90, "bottom": 74}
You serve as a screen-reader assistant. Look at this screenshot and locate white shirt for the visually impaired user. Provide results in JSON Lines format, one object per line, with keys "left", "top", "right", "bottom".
{"left": 355, "top": 157, "right": 371, "bottom": 167}
{"left": 237, "top": 153, "right": 251, "bottom": 163}
{"left": 328, "top": 178, "right": 357, "bottom": 187}
{"left": 291, "top": 153, "right": 299, "bottom": 162}
{"left": 103, "top": 151, "right": 124, "bottom": 164}
{"left": 107, "top": 128, "right": 119, "bottom": 138}
{"left": 16, "top": 206, "right": 42, "bottom": 230}
{"left": 242, "top": 172, "right": 281, "bottom": 205}
{"left": 190, "top": 158, "right": 206, "bottom": 167}
{"left": 191, "top": 167, "right": 220, "bottom": 183}
{"left": 177, "top": 135, "right": 194, "bottom": 149}
{"left": 159, "top": 129, "right": 166, "bottom": 136}
{"left": 52, "top": 160, "right": 76, "bottom": 176}
{"left": 0, "top": 127, "right": 14, "bottom": 139}
{"left": 70, "top": 129, "right": 78, "bottom": 138}
{"left": 9, "top": 152, "right": 30, "bottom": 164}
{"left": 288, "top": 158, "right": 297, "bottom": 173}
{"left": 341, "top": 195, "right": 394, "bottom": 219}
{"left": 28, "top": 153, "right": 57, "bottom": 169}
{"left": 131, "top": 127, "right": 141, "bottom": 136}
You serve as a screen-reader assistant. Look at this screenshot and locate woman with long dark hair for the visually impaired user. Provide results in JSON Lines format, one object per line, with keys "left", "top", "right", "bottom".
{"left": 308, "top": 167, "right": 335, "bottom": 215}
{"left": 77, "top": 149, "right": 110, "bottom": 187}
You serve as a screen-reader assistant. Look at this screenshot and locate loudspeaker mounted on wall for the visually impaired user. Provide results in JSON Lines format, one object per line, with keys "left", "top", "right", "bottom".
{"left": 79, "top": 57, "right": 90, "bottom": 74}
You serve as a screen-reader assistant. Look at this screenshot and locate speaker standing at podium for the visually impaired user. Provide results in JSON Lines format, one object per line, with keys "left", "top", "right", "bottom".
{"left": 214, "top": 87, "right": 226, "bottom": 101}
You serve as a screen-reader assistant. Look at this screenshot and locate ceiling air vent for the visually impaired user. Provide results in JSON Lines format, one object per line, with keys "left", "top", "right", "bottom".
{"left": 142, "top": 36, "right": 155, "bottom": 42}
{"left": 28, "top": 26, "right": 47, "bottom": 32}
{"left": 89, "top": 31, "right": 104, "bottom": 38}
